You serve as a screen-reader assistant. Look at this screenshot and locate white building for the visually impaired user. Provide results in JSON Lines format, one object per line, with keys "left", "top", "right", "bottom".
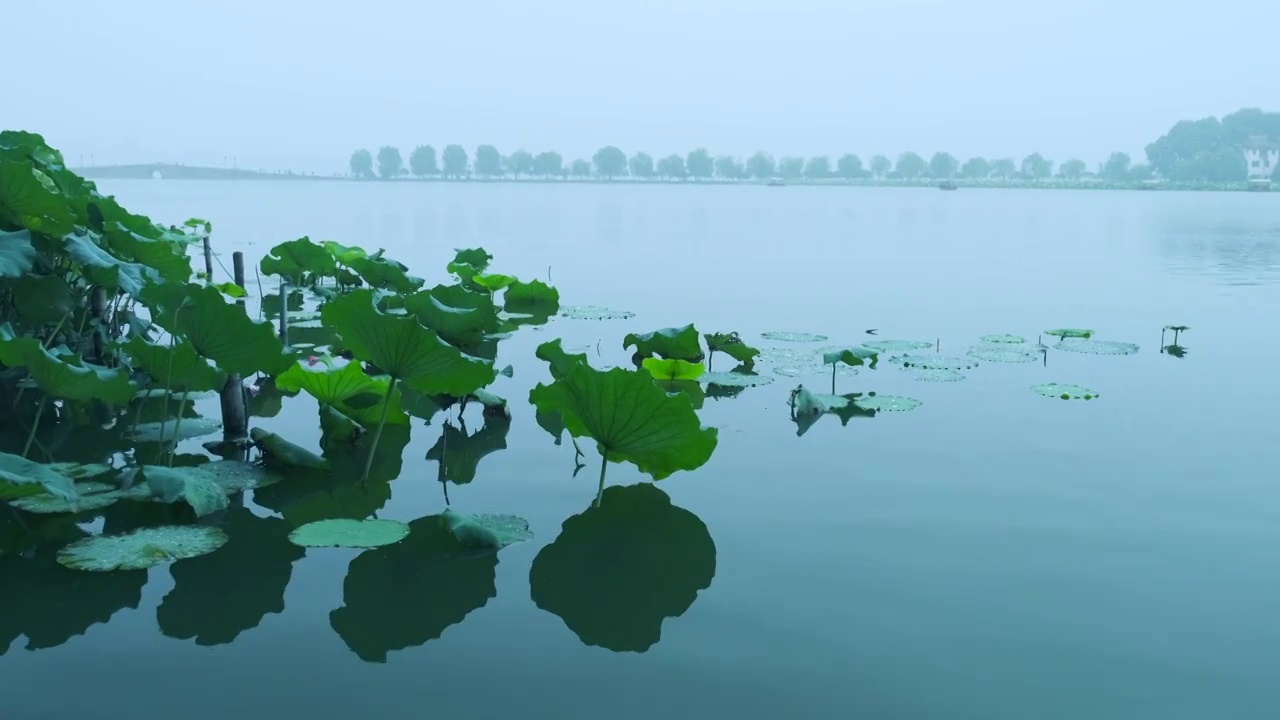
{"left": 1244, "top": 137, "right": 1279, "bottom": 180}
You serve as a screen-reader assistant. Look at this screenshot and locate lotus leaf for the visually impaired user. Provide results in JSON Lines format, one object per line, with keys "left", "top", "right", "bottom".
{"left": 320, "top": 405, "right": 362, "bottom": 446}
{"left": 287, "top": 518, "right": 410, "bottom": 548}
{"left": 346, "top": 254, "right": 424, "bottom": 294}
{"left": 142, "top": 283, "right": 292, "bottom": 376}
{"left": 441, "top": 509, "right": 533, "bottom": 549}
{"left": 0, "top": 229, "right": 36, "bottom": 278}
{"left": 56, "top": 525, "right": 228, "bottom": 572}
{"left": 11, "top": 490, "right": 124, "bottom": 514}
{"left": 450, "top": 247, "right": 493, "bottom": 272}
{"left": 980, "top": 334, "right": 1026, "bottom": 344}
{"left": 854, "top": 394, "right": 922, "bottom": 412}
{"left": 559, "top": 305, "right": 635, "bottom": 321}
{"left": 250, "top": 428, "right": 329, "bottom": 470}
{"left": 472, "top": 273, "right": 516, "bottom": 292}
{"left": 699, "top": 370, "right": 775, "bottom": 387}
{"left": 10, "top": 274, "right": 75, "bottom": 324}
{"left": 907, "top": 368, "right": 966, "bottom": 382}
{"left": 122, "top": 336, "right": 226, "bottom": 393}
{"left": 535, "top": 338, "right": 588, "bottom": 379}
{"left": 276, "top": 360, "right": 408, "bottom": 427}
{"left": 260, "top": 237, "right": 336, "bottom": 283}
{"left": 1044, "top": 328, "right": 1094, "bottom": 339}
{"left": 136, "top": 465, "right": 229, "bottom": 518}
{"left": 529, "top": 483, "right": 715, "bottom": 653}
{"left": 787, "top": 386, "right": 877, "bottom": 434}
{"left": 1054, "top": 339, "right": 1140, "bottom": 356}
{"left": 64, "top": 233, "right": 158, "bottom": 297}
{"left": 1032, "top": 383, "right": 1099, "bottom": 400}
{"left": 403, "top": 283, "right": 501, "bottom": 351}
{"left": 528, "top": 363, "right": 718, "bottom": 480}
{"left": 0, "top": 330, "right": 136, "bottom": 404}
{"left": 895, "top": 353, "right": 977, "bottom": 371}
{"left": 759, "top": 347, "right": 820, "bottom": 365}
{"left": 967, "top": 345, "right": 1040, "bottom": 363}
{"left": 863, "top": 339, "right": 932, "bottom": 354}
{"left": 624, "top": 324, "right": 704, "bottom": 362}
{"left": 642, "top": 358, "right": 705, "bottom": 381}
{"left": 128, "top": 416, "right": 222, "bottom": 442}
{"left": 102, "top": 222, "right": 192, "bottom": 283}
{"left": 761, "top": 331, "right": 827, "bottom": 343}
{"left": 323, "top": 240, "right": 368, "bottom": 265}
{"left": 201, "top": 460, "right": 283, "bottom": 494}
{"left": 823, "top": 347, "right": 880, "bottom": 369}
{"left": 321, "top": 289, "right": 495, "bottom": 397}
{"left": 704, "top": 331, "right": 760, "bottom": 366}
{"left": 0, "top": 160, "right": 75, "bottom": 236}
{"left": 503, "top": 279, "right": 560, "bottom": 315}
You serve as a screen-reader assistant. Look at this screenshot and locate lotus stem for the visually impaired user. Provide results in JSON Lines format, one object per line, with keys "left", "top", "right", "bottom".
{"left": 594, "top": 450, "right": 609, "bottom": 507}
{"left": 831, "top": 363, "right": 837, "bottom": 394}
{"left": 360, "top": 377, "right": 397, "bottom": 483}
{"left": 22, "top": 397, "right": 46, "bottom": 458}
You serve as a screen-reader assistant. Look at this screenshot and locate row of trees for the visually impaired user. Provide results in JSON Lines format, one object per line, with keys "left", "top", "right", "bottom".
{"left": 348, "top": 109, "right": 1279, "bottom": 184}
{"left": 350, "top": 145, "right": 1156, "bottom": 182}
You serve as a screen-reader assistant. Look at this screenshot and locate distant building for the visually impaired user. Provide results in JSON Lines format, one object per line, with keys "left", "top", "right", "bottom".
{"left": 1243, "top": 136, "right": 1279, "bottom": 180}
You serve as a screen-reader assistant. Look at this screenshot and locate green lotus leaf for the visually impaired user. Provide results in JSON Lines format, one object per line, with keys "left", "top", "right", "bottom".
{"left": 287, "top": 518, "right": 410, "bottom": 548}
{"left": 0, "top": 229, "right": 36, "bottom": 278}
{"left": 788, "top": 385, "right": 879, "bottom": 436}
{"left": 1164, "top": 325, "right": 1189, "bottom": 332}
{"left": 1031, "top": 383, "right": 1099, "bottom": 400}
{"left": 535, "top": 339, "right": 588, "bottom": 380}
{"left": 426, "top": 415, "right": 511, "bottom": 485}
{"left": 10, "top": 490, "right": 125, "bottom": 514}
{"left": 907, "top": 368, "right": 966, "bottom": 382}
{"left": 248, "top": 377, "right": 285, "bottom": 418}
{"left": 624, "top": 324, "right": 704, "bottom": 362}
{"left": 979, "top": 334, "right": 1026, "bottom": 344}
{"left": 321, "top": 289, "right": 495, "bottom": 396}
{"left": 761, "top": 331, "right": 827, "bottom": 343}
{"left": 0, "top": 452, "right": 78, "bottom": 500}
{"left": 329, "top": 514, "right": 497, "bottom": 663}
{"left": 503, "top": 279, "right": 560, "bottom": 315}
{"left": 276, "top": 360, "right": 407, "bottom": 427}
{"left": 122, "top": 336, "right": 226, "bottom": 393}
{"left": 967, "top": 345, "right": 1040, "bottom": 363}
{"left": 201, "top": 460, "right": 284, "bottom": 495}
{"left": 699, "top": 369, "right": 775, "bottom": 387}
{"left": 704, "top": 331, "right": 760, "bottom": 366}
{"left": 1054, "top": 339, "right": 1140, "bottom": 356}
{"left": 134, "top": 465, "right": 229, "bottom": 518}
{"left": 141, "top": 282, "right": 292, "bottom": 376}
{"left": 346, "top": 254, "right": 424, "bottom": 294}
{"left": 260, "top": 236, "right": 336, "bottom": 283}
{"left": 102, "top": 222, "right": 192, "bottom": 283}
{"left": 529, "top": 483, "right": 715, "bottom": 653}
{"left": 528, "top": 363, "right": 718, "bottom": 480}
{"left": 642, "top": 358, "right": 705, "bottom": 381}
{"left": 64, "top": 233, "right": 158, "bottom": 297}
{"left": 450, "top": 247, "right": 493, "bottom": 273}
{"left": 862, "top": 339, "right": 932, "bottom": 354}
{"left": 472, "top": 273, "right": 516, "bottom": 292}
{"left": 0, "top": 329, "right": 136, "bottom": 404}
{"left": 398, "top": 386, "right": 454, "bottom": 423}
{"left": 403, "top": 283, "right": 501, "bottom": 351}
{"left": 822, "top": 347, "right": 880, "bottom": 369}
{"left": 10, "top": 274, "right": 74, "bottom": 325}
{"left": 1044, "top": 328, "right": 1094, "bottom": 339}
{"left": 250, "top": 427, "right": 329, "bottom": 470}
{"left": 441, "top": 509, "right": 532, "bottom": 549}
{"left": 853, "top": 394, "right": 922, "bottom": 412}
{"left": 323, "top": 240, "right": 367, "bottom": 265}
{"left": 56, "top": 525, "right": 228, "bottom": 572}
{"left": 0, "top": 160, "right": 75, "bottom": 236}
{"left": 895, "top": 353, "right": 977, "bottom": 371}
{"left": 211, "top": 281, "right": 246, "bottom": 298}
{"left": 128, "top": 415, "right": 222, "bottom": 443}
{"left": 558, "top": 305, "right": 635, "bottom": 321}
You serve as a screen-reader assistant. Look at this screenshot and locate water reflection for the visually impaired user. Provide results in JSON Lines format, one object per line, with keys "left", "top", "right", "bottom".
{"left": 0, "top": 514, "right": 145, "bottom": 656}
{"left": 330, "top": 514, "right": 498, "bottom": 663}
{"left": 529, "top": 483, "right": 716, "bottom": 653}
{"left": 426, "top": 414, "right": 511, "bottom": 491}
{"left": 156, "top": 506, "right": 304, "bottom": 646}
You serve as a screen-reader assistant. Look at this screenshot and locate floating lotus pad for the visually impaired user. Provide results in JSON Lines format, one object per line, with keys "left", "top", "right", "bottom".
{"left": 1044, "top": 328, "right": 1094, "bottom": 339}
{"left": 442, "top": 510, "right": 534, "bottom": 549}
{"left": 1054, "top": 339, "right": 1140, "bottom": 356}
{"left": 56, "top": 526, "right": 229, "bottom": 572}
{"left": 853, "top": 395, "right": 922, "bottom": 412}
{"left": 287, "top": 518, "right": 411, "bottom": 548}
{"left": 1031, "top": 383, "right": 1099, "bottom": 400}
{"left": 698, "top": 371, "right": 776, "bottom": 387}
{"left": 558, "top": 305, "right": 635, "bottom": 321}
{"left": 895, "top": 353, "right": 978, "bottom": 370}
{"left": 128, "top": 416, "right": 223, "bottom": 442}
{"left": 758, "top": 347, "right": 820, "bottom": 365}
{"left": 761, "top": 331, "right": 828, "bottom": 343}
{"left": 863, "top": 339, "right": 933, "bottom": 354}
{"left": 980, "top": 334, "right": 1026, "bottom": 344}
{"left": 906, "top": 368, "right": 965, "bottom": 382}
{"left": 771, "top": 366, "right": 809, "bottom": 378}
{"left": 11, "top": 490, "right": 127, "bottom": 514}
{"left": 967, "top": 345, "right": 1041, "bottom": 363}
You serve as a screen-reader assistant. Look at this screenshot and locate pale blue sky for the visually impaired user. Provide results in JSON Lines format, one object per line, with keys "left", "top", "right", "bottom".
{"left": 8, "top": 0, "right": 1277, "bottom": 172}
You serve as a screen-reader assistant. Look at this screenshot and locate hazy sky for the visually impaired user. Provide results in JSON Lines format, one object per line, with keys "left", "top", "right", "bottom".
{"left": 9, "top": 1, "right": 1278, "bottom": 172}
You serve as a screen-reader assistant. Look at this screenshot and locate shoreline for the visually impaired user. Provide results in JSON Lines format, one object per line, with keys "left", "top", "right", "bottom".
{"left": 73, "top": 166, "right": 1276, "bottom": 193}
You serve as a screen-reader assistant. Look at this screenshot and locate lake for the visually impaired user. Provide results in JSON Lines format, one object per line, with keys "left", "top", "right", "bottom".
{"left": 4, "top": 181, "right": 1279, "bottom": 719}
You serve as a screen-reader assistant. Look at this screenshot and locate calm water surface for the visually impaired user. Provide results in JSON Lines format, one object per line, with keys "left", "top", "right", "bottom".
{"left": 4, "top": 183, "right": 1279, "bottom": 719}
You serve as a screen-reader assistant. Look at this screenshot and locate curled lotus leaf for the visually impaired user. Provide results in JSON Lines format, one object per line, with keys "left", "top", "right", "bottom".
{"left": 449, "top": 247, "right": 493, "bottom": 274}
{"left": 1044, "top": 328, "right": 1094, "bottom": 339}
{"left": 704, "top": 332, "right": 760, "bottom": 366}
{"left": 980, "top": 334, "right": 1025, "bottom": 344}
{"left": 536, "top": 339, "right": 589, "bottom": 380}
{"left": 441, "top": 509, "right": 533, "bottom": 549}
{"left": 822, "top": 347, "right": 879, "bottom": 369}
{"left": 787, "top": 385, "right": 878, "bottom": 436}
{"left": 346, "top": 253, "right": 425, "bottom": 294}
{"left": 141, "top": 282, "right": 293, "bottom": 377}
{"left": 967, "top": 345, "right": 1040, "bottom": 363}
{"left": 0, "top": 329, "right": 137, "bottom": 405}
{"left": 624, "top": 324, "right": 704, "bottom": 362}
{"left": 559, "top": 305, "right": 635, "bottom": 321}
{"left": 11, "top": 490, "right": 126, "bottom": 514}
{"left": 853, "top": 394, "right": 922, "bottom": 413}
{"left": 287, "top": 518, "right": 410, "bottom": 549}
{"left": 137, "top": 465, "right": 230, "bottom": 518}
{"left": 1164, "top": 325, "right": 1189, "bottom": 332}
{"left": 699, "top": 370, "right": 775, "bottom": 387}
{"left": 1054, "top": 339, "right": 1139, "bottom": 356}
{"left": 56, "top": 525, "right": 229, "bottom": 572}
{"left": 863, "top": 339, "right": 932, "bottom": 354}
{"left": 403, "top": 283, "right": 501, "bottom": 351}
{"left": 761, "top": 331, "right": 827, "bottom": 343}
{"left": 502, "top": 278, "right": 560, "bottom": 316}
{"left": 250, "top": 428, "right": 329, "bottom": 470}
{"left": 260, "top": 237, "right": 337, "bottom": 283}
{"left": 895, "top": 353, "right": 977, "bottom": 371}
{"left": 1032, "top": 383, "right": 1099, "bottom": 400}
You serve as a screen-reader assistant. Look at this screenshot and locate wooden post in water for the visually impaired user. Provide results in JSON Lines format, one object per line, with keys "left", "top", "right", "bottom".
{"left": 278, "top": 280, "right": 289, "bottom": 347}
{"left": 202, "top": 236, "right": 214, "bottom": 280}
{"left": 219, "top": 250, "right": 249, "bottom": 445}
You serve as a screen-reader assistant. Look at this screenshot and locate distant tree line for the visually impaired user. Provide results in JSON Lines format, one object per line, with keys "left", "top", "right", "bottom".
{"left": 347, "top": 108, "right": 1280, "bottom": 184}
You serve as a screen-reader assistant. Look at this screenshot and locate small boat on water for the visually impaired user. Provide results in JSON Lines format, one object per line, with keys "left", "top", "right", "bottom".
{"left": 938, "top": 181, "right": 958, "bottom": 191}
